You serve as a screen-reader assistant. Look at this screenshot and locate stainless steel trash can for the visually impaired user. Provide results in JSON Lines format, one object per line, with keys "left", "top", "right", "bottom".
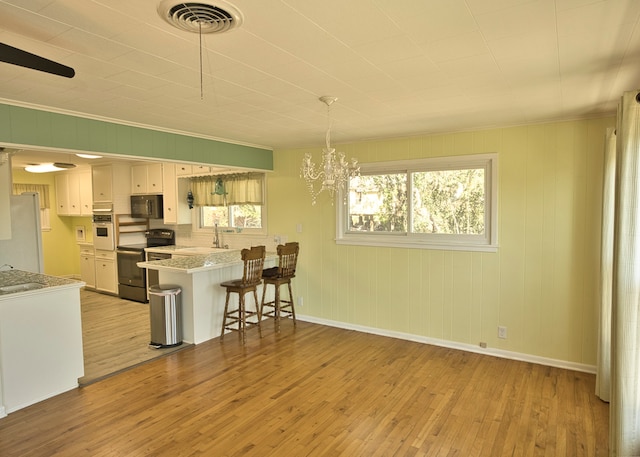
{"left": 148, "top": 284, "right": 182, "bottom": 348}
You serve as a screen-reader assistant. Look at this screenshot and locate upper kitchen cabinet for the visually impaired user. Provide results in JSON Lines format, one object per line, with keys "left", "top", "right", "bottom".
{"left": 175, "top": 164, "right": 211, "bottom": 176}
{"left": 92, "top": 163, "right": 131, "bottom": 214}
{"left": 92, "top": 164, "right": 112, "bottom": 203}
{"left": 131, "top": 163, "right": 163, "bottom": 195}
{"left": 55, "top": 169, "right": 92, "bottom": 216}
{"left": 162, "top": 163, "right": 191, "bottom": 225}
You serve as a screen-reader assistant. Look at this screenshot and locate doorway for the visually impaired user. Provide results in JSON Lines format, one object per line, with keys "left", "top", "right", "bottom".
{"left": 79, "top": 288, "right": 188, "bottom": 384}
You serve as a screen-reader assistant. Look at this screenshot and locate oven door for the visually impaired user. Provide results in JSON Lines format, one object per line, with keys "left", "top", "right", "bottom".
{"left": 116, "top": 249, "right": 146, "bottom": 287}
{"left": 93, "top": 222, "right": 115, "bottom": 251}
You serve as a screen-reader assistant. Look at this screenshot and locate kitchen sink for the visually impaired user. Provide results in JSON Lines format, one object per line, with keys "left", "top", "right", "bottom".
{"left": 0, "top": 282, "right": 46, "bottom": 293}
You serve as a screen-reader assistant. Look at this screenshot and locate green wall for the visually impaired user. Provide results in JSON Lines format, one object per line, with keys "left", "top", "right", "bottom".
{"left": 0, "top": 103, "right": 273, "bottom": 170}
{"left": 267, "top": 117, "right": 614, "bottom": 367}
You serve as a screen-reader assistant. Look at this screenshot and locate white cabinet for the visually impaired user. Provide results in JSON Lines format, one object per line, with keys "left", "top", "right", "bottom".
{"left": 192, "top": 165, "right": 210, "bottom": 174}
{"left": 131, "top": 163, "right": 163, "bottom": 194}
{"left": 175, "top": 164, "right": 192, "bottom": 176}
{"left": 162, "top": 163, "right": 192, "bottom": 225}
{"left": 78, "top": 170, "right": 93, "bottom": 215}
{"left": 94, "top": 250, "right": 117, "bottom": 294}
{"left": 92, "top": 163, "right": 131, "bottom": 214}
{"left": 55, "top": 170, "right": 92, "bottom": 216}
{"left": 79, "top": 245, "right": 95, "bottom": 289}
{"left": 55, "top": 173, "right": 71, "bottom": 215}
{"left": 91, "top": 165, "right": 112, "bottom": 203}
{"left": 175, "top": 164, "right": 210, "bottom": 176}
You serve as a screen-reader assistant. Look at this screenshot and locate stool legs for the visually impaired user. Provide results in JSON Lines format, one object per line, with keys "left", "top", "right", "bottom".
{"left": 220, "top": 288, "right": 262, "bottom": 343}
{"left": 260, "top": 280, "right": 296, "bottom": 333}
{"left": 287, "top": 282, "right": 296, "bottom": 325}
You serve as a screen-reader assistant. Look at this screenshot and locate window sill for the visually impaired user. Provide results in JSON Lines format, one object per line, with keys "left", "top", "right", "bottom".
{"left": 335, "top": 235, "right": 498, "bottom": 253}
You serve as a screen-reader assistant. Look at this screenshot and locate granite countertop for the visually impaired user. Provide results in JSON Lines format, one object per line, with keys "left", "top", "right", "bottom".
{"left": 138, "top": 250, "right": 277, "bottom": 274}
{"left": 144, "top": 245, "right": 229, "bottom": 255}
{"left": 0, "top": 270, "right": 85, "bottom": 299}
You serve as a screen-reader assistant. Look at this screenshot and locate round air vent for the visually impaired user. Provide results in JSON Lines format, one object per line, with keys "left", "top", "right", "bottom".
{"left": 158, "top": 1, "right": 243, "bottom": 34}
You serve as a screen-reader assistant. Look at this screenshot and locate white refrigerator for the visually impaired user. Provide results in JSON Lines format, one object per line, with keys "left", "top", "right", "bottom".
{"left": 0, "top": 193, "right": 44, "bottom": 273}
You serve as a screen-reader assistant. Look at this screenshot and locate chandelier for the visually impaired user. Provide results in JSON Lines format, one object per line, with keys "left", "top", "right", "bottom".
{"left": 301, "top": 96, "right": 360, "bottom": 205}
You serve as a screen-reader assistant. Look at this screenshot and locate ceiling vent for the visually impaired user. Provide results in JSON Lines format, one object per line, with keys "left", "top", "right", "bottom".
{"left": 158, "top": 1, "right": 243, "bottom": 34}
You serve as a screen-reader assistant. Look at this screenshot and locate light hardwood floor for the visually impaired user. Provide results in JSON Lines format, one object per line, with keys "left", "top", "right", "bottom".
{"left": 80, "top": 288, "right": 189, "bottom": 384}
{"left": 0, "top": 318, "right": 608, "bottom": 456}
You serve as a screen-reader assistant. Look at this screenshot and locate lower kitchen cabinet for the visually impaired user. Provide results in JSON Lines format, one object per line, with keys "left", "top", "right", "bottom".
{"left": 79, "top": 246, "right": 95, "bottom": 289}
{"left": 94, "top": 250, "right": 117, "bottom": 294}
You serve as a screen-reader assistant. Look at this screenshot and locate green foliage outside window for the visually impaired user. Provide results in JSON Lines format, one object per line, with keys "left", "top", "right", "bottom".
{"left": 201, "top": 205, "right": 262, "bottom": 229}
{"left": 348, "top": 168, "right": 485, "bottom": 235}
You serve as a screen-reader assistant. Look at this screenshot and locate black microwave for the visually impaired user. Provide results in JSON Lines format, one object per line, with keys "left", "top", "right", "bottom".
{"left": 130, "top": 195, "right": 163, "bottom": 219}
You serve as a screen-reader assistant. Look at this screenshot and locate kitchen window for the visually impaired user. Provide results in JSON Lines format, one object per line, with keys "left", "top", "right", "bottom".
{"left": 190, "top": 172, "right": 266, "bottom": 234}
{"left": 336, "top": 153, "right": 498, "bottom": 251}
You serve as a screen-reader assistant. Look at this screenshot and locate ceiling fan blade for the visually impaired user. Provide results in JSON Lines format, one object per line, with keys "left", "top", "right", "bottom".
{"left": 0, "top": 42, "right": 75, "bottom": 78}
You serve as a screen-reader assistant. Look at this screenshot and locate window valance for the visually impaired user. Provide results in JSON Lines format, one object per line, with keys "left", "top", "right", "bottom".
{"left": 190, "top": 172, "right": 264, "bottom": 207}
{"left": 12, "top": 183, "right": 50, "bottom": 209}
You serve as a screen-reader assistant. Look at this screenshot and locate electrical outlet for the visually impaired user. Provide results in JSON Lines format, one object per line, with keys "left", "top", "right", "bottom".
{"left": 479, "top": 342, "right": 487, "bottom": 348}
{"left": 298, "top": 296, "right": 303, "bottom": 307}
{"left": 498, "top": 326, "right": 507, "bottom": 339}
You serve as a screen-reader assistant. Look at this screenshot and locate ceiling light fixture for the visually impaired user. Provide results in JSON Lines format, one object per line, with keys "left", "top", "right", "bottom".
{"left": 25, "top": 162, "right": 76, "bottom": 173}
{"left": 300, "top": 96, "right": 360, "bottom": 205}
{"left": 76, "top": 153, "right": 102, "bottom": 159}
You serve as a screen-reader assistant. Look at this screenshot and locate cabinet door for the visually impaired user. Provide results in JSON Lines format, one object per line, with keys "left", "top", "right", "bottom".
{"left": 95, "top": 258, "right": 117, "bottom": 293}
{"left": 193, "top": 165, "right": 210, "bottom": 174}
{"left": 162, "top": 163, "right": 177, "bottom": 224}
{"left": 55, "top": 174, "right": 70, "bottom": 215}
{"left": 131, "top": 164, "right": 148, "bottom": 194}
{"left": 147, "top": 163, "right": 163, "bottom": 193}
{"left": 67, "top": 172, "right": 81, "bottom": 215}
{"left": 80, "top": 254, "right": 96, "bottom": 288}
{"left": 92, "top": 165, "right": 112, "bottom": 202}
{"left": 176, "top": 164, "right": 192, "bottom": 176}
{"left": 79, "top": 170, "right": 93, "bottom": 216}
{"left": 162, "top": 163, "right": 192, "bottom": 225}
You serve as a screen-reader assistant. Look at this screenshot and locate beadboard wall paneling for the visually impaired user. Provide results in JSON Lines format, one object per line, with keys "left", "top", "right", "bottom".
{"left": 268, "top": 117, "right": 614, "bottom": 366}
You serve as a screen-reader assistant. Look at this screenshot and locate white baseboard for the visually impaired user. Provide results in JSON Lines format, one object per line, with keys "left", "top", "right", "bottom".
{"left": 0, "top": 406, "right": 6, "bottom": 419}
{"left": 297, "top": 314, "right": 596, "bottom": 374}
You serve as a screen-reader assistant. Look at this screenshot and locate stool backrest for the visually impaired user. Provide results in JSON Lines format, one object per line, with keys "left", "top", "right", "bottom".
{"left": 241, "top": 245, "right": 266, "bottom": 285}
{"left": 277, "top": 242, "right": 299, "bottom": 278}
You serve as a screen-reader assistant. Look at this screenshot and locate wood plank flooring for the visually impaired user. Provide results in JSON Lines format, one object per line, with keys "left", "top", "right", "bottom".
{"left": 0, "top": 319, "right": 608, "bottom": 456}
{"left": 79, "top": 289, "right": 189, "bottom": 384}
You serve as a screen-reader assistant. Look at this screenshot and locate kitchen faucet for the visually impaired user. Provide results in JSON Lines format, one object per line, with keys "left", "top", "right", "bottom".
{"left": 213, "top": 223, "right": 220, "bottom": 248}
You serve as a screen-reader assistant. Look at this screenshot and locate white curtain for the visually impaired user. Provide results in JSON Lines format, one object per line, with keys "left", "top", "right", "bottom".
{"left": 190, "top": 173, "right": 264, "bottom": 207}
{"left": 596, "top": 127, "right": 616, "bottom": 403}
{"left": 610, "top": 90, "right": 640, "bottom": 456}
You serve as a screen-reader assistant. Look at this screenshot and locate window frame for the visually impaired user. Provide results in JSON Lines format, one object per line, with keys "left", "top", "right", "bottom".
{"left": 336, "top": 153, "right": 498, "bottom": 252}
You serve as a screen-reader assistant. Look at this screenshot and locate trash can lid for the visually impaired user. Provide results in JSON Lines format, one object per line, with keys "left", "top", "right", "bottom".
{"left": 149, "top": 284, "right": 182, "bottom": 295}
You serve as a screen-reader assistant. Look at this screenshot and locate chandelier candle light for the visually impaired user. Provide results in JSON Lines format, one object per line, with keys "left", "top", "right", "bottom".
{"left": 301, "top": 96, "right": 360, "bottom": 205}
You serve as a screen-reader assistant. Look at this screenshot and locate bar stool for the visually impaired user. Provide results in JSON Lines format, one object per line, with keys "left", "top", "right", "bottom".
{"left": 220, "top": 245, "right": 266, "bottom": 343}
{"left": 260, "top": 242, "right": 299, "bottom": 332}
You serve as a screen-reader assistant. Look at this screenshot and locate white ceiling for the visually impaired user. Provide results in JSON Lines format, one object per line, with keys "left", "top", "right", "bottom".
{"left": 1, "top": 0, "right": 639, "bottom": 157}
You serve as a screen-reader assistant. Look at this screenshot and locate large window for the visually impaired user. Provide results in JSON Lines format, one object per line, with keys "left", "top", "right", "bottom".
{"left": 337, "top": 154, "right": 498, "bottom": 251}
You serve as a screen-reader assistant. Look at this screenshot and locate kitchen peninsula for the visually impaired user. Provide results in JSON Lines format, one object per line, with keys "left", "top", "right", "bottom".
{"left": 138, "top": 248, "right": 276, "bottom": 344}
{"left": 0, "top": 270, "right": 85, "bottom": 416}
